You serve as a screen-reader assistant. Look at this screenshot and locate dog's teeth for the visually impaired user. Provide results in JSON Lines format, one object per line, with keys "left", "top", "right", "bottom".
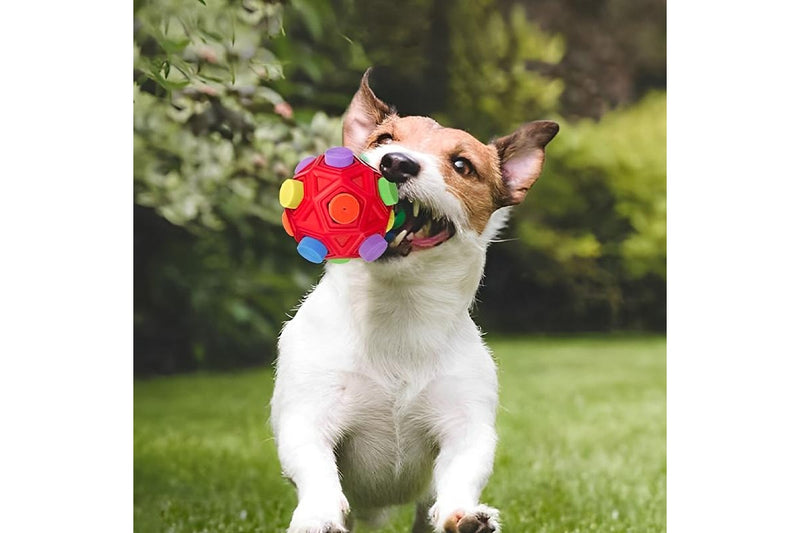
{"left": 406, "top": 231, "right": 415, "bottom": 241}
{"left": 412, "top": 201, "right": 420, "bottom": 217}
{"left": 392, "top": 230, "right": 408, "bottom": 246}
{"left": 421, "top": 220, "right": 432, "bottom": 235}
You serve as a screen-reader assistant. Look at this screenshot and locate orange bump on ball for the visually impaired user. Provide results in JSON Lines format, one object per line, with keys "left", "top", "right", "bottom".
{"left": 328, "top": 193, "right": 360, "bottom": 224}
{"left": 281, "top": 211, "right": 294, "bottom": 236}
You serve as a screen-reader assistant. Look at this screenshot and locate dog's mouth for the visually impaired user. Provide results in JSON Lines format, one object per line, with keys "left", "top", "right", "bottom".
{"left": 381, "top": 198, "right": 457, "bottom": 258}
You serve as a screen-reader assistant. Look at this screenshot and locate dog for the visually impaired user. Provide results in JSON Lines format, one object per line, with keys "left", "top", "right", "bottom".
{"left": 271, "top": 69, "right": 558, "bottom": 533}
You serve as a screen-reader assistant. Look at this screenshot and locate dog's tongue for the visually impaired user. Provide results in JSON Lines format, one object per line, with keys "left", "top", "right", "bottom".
{"left": 410, "top": 229, "right": 449, "bottom": 250}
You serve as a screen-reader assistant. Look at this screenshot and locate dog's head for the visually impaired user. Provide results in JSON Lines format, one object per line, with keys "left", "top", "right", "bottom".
{"left": 343, "top": 69, "right": 558, "bottom": 261}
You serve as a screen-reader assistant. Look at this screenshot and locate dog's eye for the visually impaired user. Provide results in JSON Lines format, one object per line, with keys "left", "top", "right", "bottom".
{"left": 376, "top": 133, "right": 394, "bottom": 145}
{"left": 452, "top": 157, "right": 474, "bottom": 176}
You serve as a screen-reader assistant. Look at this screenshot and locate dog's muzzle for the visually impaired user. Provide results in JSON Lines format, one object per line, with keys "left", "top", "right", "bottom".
{"left": 380, "top": 152, "right": 420, "bottom": 184}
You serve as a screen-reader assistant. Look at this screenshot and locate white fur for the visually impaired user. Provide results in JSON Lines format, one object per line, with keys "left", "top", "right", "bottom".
{"left": 271, "top": 143, "right": 510, "bottom": 532}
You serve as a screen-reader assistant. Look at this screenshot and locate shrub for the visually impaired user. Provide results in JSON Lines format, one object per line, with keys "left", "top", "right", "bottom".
{"left": 134, "top": 0, "right": 341, "bottom": 373}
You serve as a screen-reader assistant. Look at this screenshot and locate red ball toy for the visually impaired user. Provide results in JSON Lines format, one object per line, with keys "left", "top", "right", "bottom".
{"left": 279, "top": 147, "right": 399, "bottom": 263}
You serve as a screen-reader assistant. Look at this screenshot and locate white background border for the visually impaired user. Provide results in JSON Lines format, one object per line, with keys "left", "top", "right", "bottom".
{"left": 668, "top": 1, "right": 800, "bottom": 530}
{"left": 1, "top": 1, "right": 132, "bottom": 531}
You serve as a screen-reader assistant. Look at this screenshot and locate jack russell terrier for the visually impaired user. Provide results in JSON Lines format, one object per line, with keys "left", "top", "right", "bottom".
{"left": 271, "top": 69, "right": 558, "bottom": 533}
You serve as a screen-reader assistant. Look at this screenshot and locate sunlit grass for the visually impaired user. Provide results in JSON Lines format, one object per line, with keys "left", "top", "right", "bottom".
{"left": 134, "top": 336, "right": 665, "bottom": 532}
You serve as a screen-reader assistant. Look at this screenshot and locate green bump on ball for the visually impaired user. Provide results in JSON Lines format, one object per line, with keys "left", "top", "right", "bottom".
{"left": 329, "top": 258, "right": 350, "bottom": 264}
{"left": 378, "top": 177, "right": 399, "bottom": 206}
{"left": 392, "top": 208, "right": 406, "bottom": 229}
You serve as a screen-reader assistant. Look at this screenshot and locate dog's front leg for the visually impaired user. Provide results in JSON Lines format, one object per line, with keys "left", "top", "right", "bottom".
{"left": 274, "top": 410, "right": 349, "bottom": 533}
{"left": 429, "top": 421, "right": 500, "bottom": 533}
{"left": 425, "top": 351, "right": 501, "bottom": 533}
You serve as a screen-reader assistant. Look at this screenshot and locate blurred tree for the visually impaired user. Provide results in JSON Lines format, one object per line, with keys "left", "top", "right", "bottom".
{"left": 441, "top": 1, "right": 565, "bottom": 139}
{"left": 520, "top": 0, "right": 667, "bottom": 118}
{"left": 298, "top": 0, "right": 565, "bottom": 138}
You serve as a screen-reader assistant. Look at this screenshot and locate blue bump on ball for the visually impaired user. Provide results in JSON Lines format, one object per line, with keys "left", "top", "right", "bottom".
{"left": 297, "top": 236, "right": 328, "bottom": 264}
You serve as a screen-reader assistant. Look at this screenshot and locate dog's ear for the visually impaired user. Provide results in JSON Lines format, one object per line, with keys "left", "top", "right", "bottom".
{"left": 342, "top": 69, "right": 393, "bottom": 152}
{"left": 493, "top": 120, "right": 559, "bottom": 206}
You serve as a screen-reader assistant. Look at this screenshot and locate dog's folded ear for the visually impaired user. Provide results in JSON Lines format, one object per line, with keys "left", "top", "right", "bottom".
{"left": 342, "top": 68, "right": 394, "bottom": 152}
{"left": 493, "top": 121, "right": 559, "bottom": 206}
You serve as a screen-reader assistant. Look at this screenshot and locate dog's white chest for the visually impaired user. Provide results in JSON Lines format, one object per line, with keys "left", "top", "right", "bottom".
{"left": 273, "top": 251, "right": 496, "bottom": 514}
{"left": 335, "top": 372, "right": 436, "bottom": 508}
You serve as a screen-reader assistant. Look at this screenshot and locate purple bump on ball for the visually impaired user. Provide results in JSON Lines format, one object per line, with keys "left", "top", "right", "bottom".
{"left": 359, "top": 233, "right": 388, "bottom": 262}
{"left": 294, "top": 156, "right": 316, "bottom": 174}
{"left": 324, "top": 147, "right": 355, "bottom": 168}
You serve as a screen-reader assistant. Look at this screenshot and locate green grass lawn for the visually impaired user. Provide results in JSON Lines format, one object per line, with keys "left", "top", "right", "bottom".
{"left": 134, "top": 336, "right": 665, "bottom": 532}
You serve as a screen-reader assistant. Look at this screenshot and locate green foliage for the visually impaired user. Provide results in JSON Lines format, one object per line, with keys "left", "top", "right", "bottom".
{"left": 553, "top": 92, "right": 666, "bottom": 279}
{"left": 479, "top": 92, "right": 666, "bottom": 332}
{"left": 134, "top": 336, "right": 666, "bottom": 532}
{"left": 134, "top": 0, "right": 342, "bottom": 231}
{"left": 269, "top": 0, "right": 373, "bottom": 117}
{"left": 524, "top": 91, "right": 666, "bottom": 279}
{"left": 133, "top": 0, "right": 666, "bottom": 373}
{"left": 134, "top": 0, "right": 342, "bottom": 373}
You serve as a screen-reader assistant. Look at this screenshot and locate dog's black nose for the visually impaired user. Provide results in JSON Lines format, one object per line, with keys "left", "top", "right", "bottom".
{"left": 380, "top": 153, "right": 420, "bottom": 184}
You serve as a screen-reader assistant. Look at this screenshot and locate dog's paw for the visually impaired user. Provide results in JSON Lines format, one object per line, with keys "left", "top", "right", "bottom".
{"left": 287, "top": 492, "right": 350, "bottom": 533}
{"left": 431, "top": 503, "right": 500, "bottom": 533}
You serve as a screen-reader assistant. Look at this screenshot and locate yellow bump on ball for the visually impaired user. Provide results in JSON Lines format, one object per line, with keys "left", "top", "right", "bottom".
{"left": 385, "top": 210, "right": 395, "bottom": 232}
{"left": 279, "top": 179, "right": 304, "bottom": 209}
